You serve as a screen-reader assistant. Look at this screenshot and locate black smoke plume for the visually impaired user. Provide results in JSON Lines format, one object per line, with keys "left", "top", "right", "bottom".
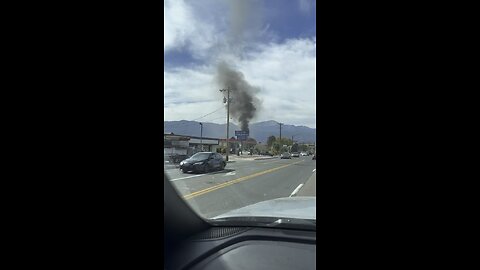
{"left": 215, "top": 0, "right": 262, "bottom": 132}
{"left": 216, "top": 61, "right": 260, "bottom": 132}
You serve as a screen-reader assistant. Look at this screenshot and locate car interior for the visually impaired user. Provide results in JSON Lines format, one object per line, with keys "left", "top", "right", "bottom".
{"left": 164, "top": 172, "right": 316, "bottom": 270}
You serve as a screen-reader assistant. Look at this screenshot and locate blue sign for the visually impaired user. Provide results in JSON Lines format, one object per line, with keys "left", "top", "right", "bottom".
{"left": 235, "top": 130, "right": 249, "bottom": 141}
{"left": 235, "top": 130, "right": 249, "bottom": 136}
{"left": 236, "top": 135, "right": 248, "bottom": 140}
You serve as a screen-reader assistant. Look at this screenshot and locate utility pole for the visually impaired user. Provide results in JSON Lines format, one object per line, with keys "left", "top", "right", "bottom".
{"left": 199, "top": 122, "right": 203, "bottom": 151}
{"left": 279, "top": 123, "right": 283, "bottom": 141}
{"left": 291, "top": 133, "right": 300, "bottom": 144}
{"left": 220, "top": 88, "right": 231, "bottom": 161}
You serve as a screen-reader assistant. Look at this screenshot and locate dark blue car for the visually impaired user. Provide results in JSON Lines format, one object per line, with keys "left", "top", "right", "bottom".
{"left": 179, "top": 152, "right": 226, "bottom": 173}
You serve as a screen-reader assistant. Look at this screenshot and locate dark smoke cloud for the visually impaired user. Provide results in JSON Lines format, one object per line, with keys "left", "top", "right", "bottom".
{"left": 224, "top": 0, "right": 262, "bottom": 56}
{"left": 214, "top": 0, "right": 262, "bottom": 132}
{"left": 216, "top": 61, "right": 260, "bottom": 132}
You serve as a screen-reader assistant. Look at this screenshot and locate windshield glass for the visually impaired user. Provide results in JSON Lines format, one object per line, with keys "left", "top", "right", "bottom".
{"left": 188, "top": 153, "right": 211, "bottom": 161}
{"left": 164, "top": 0, "right": 316, "bottom": 228}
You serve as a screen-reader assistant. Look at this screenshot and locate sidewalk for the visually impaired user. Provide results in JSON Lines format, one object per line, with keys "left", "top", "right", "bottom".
{"left": 224, "top": 154, "right": 278, "bottom": 162}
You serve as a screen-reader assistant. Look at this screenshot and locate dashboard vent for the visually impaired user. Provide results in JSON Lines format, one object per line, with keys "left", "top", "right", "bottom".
{"left": 193, "top": 227, "right": 248, "bottom": 240}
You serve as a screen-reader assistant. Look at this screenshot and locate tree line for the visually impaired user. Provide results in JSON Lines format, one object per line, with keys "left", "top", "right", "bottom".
{"left": 262, "top": 135, "right": 311, "bottom": 155}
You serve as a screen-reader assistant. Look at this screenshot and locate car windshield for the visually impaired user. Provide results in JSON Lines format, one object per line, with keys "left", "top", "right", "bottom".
{"left": 188, "top": 153, "right": 210, "bottom": 161}
{"left": 164, "top": 0, "right": 316, "bottom": 229}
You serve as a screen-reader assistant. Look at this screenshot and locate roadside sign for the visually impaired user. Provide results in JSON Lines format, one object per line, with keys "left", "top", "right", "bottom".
{"left": 235, "top": 130, "right": 249, "bottom": 136}
{"left": 235, "top": 130, "right": 249, "bottom": 141}
{"left": 237, "top": 134, "right": 248, "bottom": 140}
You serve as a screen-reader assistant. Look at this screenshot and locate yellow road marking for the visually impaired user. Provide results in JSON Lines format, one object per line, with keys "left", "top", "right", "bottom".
{"left": 183, "top": 160, "right": 304, "bottom": 200}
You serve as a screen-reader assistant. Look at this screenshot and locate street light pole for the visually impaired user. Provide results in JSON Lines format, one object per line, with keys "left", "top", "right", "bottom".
{"left": 220, "top": 88, "right": 230, "bottom": 161}
{"left": 199, "top": 122, "right": 203, "bottom": 151}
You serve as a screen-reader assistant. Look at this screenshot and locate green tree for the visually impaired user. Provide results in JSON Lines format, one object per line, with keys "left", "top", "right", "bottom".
{"left": 291, "top": 143, "right": 299, "bottom": 152}
{"left": 277, "top": 138, "right": 293, "bottom": 147}
{"left": 300, "top": 144, "right": 308, "bottom": 152}
{"left": 272, "top": 142, "right": 281, "bottom": 155}
{"left": 267, "top": 136, "right": 276, "bottom": 148}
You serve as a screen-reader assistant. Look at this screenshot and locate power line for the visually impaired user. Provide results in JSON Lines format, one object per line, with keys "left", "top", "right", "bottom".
{"left": 165, "top": 106, "right": 225, "bottom": 127}
{"left": 190, "top": 106, "right": 225, "bottom": 121}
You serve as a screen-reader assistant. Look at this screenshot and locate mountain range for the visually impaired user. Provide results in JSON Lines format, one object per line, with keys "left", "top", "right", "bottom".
{"left": 164, "top": 120, "right": 316, "bottom": 144}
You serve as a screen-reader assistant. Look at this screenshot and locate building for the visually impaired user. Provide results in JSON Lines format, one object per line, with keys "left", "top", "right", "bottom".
{"left": 164, "top": 132, "right": 220, "bottom": 156}
{"left": 187, "top": 135, "right": 220, "bottom": 153}
{"left": 164, "top": 133, "right": 190, "bottom": 156}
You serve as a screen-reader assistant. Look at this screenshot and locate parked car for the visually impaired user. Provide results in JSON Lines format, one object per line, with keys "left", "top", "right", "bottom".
{"left": 291, "top": 152, "right": 300, "bottom": 157}
{"left": 281, "top": 152, "right": 291, "bottom": 159}
{"left": 300, "top": 152, "right": 308, "bottom": 156}
{"left": 312, "top": 153, "right": 316, "bottom": 160}
{"left": 179, "top": 152, "right": 226, "bottom": 173}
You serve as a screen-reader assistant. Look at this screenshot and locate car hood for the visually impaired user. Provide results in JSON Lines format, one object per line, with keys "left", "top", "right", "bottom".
{"left": 213, "top": 197, "right": 316, "bottom": 220}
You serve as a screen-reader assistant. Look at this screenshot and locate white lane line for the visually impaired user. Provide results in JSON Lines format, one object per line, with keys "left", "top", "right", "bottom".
{"left": 289, "top": 184, "right": 304, "bottom": 197}
{"left": 225, "top": 172, "right": 236, "bottom": 176}
{"left": 169, "top": 174, "right": 206, "bottom": 181}
{"left": 312, "top": 169, "right": 316, "bottom": 173}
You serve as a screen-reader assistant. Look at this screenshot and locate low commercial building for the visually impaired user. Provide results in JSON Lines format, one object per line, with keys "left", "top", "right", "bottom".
{"left": 164, "top": 132, "right": 220, "bottom": 156}
{"left": 164, "top": 133, "right": 190, "bottom": 156}
{"left": 187, "top": 135, "right": 220, "bottom": 153}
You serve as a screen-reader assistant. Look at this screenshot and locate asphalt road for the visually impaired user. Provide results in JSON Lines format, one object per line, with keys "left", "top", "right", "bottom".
{"left": 164, "top": 156, "right": 316, "bottom": 218}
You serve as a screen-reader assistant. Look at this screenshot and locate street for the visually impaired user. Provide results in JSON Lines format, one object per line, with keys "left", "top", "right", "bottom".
{"left": 165, "top": 156, "right": 316, "bottom": 218}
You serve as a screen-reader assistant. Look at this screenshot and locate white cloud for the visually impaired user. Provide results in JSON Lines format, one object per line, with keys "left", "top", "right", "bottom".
{"left": 164, "top": 65, "right": 219, "bottom": 104}
{"left": 164, "top": 38, "right": 316, "bottom": 128}
{"left": 164, "top": 0, "right": 191, "bottom": 51}
{"left": 164, "top": 0, "right": 316, "bottom": 128}
{"left": 164, "top": 0, "right": 220, "bottom": 59}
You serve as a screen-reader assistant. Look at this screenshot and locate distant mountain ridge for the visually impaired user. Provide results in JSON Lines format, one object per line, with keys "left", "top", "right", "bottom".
{"left": 164, "top": 120, "right": 316, "bottom": 144}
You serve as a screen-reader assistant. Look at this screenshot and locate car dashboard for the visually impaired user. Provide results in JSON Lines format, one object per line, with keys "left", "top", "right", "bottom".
{"left": 165, "top": 226, "right": 316, "bottom": 270}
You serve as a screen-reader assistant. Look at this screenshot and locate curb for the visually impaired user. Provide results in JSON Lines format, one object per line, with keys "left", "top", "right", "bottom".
{"left": 254, "top": 157, "right": 278, "bottom": 160}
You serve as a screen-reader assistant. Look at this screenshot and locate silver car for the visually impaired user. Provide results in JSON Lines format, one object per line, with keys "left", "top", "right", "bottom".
{"left": 281, "top": 152, "right": 291, "bottom": 159}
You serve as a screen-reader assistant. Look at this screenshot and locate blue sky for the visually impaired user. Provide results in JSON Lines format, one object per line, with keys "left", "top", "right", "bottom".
{"left": 164, "top": 0, "right": 316, "bottom": 128}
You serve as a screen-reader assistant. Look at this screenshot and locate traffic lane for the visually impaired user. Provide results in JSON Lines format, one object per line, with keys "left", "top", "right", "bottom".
{"left": 166, "top": 156, "right": 306, "bottom": 180}
{"left": 168, "top": 157, "right": 308, "bottom": 197}
{"left": 169, "top": 158, "right": 303, "bottom": 197}
{"left": 163, "top": 156, "right": 278, "bottom": 171}
{"left": 165, "top": 156, "right": 288, "bottom": 179}
{"left": 295, "top": 170, "right": 316, "bottom": 197}
{"left": 164, "top": 159, "right": 261, "bottom": 180}
{"left": 187, "top": 158, "right": 315, "bottom": 218}
{"left": 184, "top": 158, "right": 316, "bottom": 218}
